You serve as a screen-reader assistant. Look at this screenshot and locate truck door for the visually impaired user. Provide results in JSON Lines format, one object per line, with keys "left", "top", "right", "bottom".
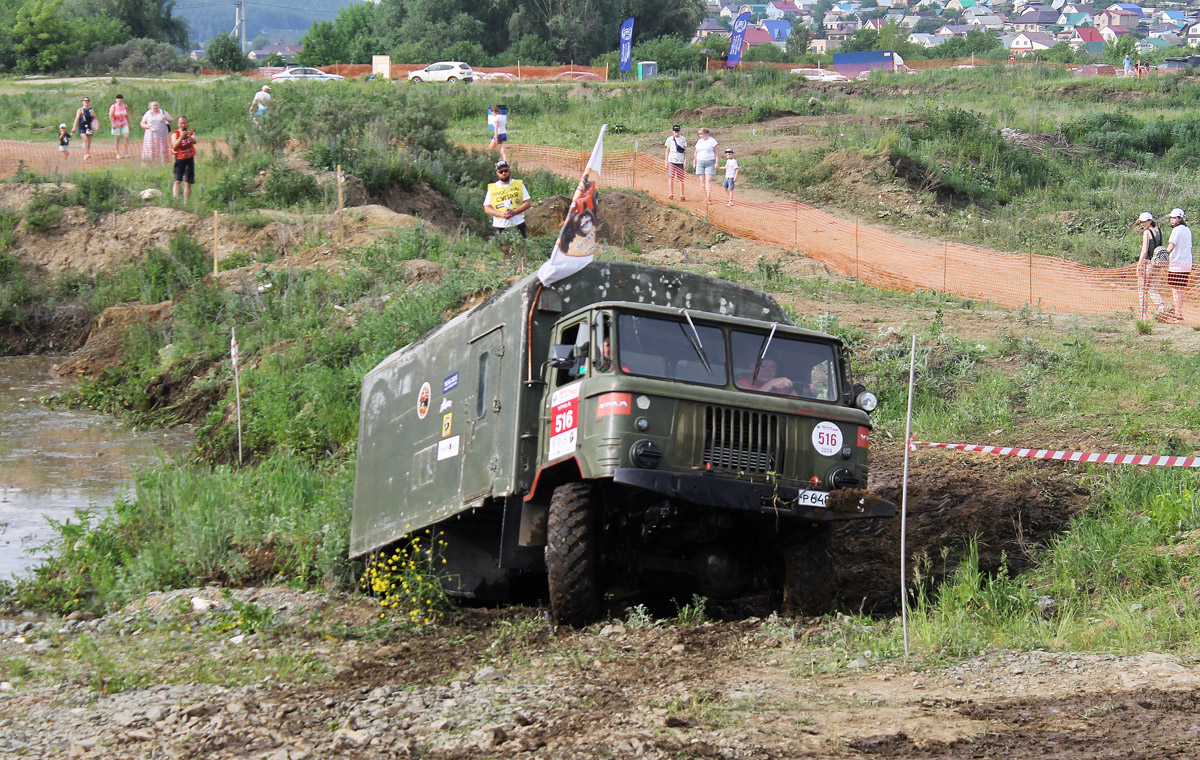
{"left": 460, "top": 326, "right": 504, "bottom": 503}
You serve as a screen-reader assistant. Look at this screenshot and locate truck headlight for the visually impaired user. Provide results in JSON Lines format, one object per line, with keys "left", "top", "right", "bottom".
{"left": 856, "top": 391, "right": 878, "bottom": 413}
{"left": 631, "top": 440, "right": 663, "bottom": 469}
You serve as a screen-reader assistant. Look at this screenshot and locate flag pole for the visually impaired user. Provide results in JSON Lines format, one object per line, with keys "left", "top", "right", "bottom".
{"left": 232, "top": 327, "right": 243, "bottom": 466}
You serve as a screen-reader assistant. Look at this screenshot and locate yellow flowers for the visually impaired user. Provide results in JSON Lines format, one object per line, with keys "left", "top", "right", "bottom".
{"left": 358, "top": 530, "right": 451, "bottom": 627}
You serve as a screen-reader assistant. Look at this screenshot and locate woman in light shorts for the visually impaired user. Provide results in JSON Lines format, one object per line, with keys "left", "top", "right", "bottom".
{"left": 109, "top": 94, "right": 131, "bottom": 158}
{"left": 693, "top": 127, "right": 719, "bottom": 204}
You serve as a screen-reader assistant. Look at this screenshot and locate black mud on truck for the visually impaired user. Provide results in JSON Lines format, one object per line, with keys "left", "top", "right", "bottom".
{"left": 351, "top": 262, "right": 894, "bottom": 626}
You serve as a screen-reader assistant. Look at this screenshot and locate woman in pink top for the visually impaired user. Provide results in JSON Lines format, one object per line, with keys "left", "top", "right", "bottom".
{"left": 139, "top": 100, "right": 173, "bottom": 163}
{"left": 109, "top": 94, "right": 131, "bottom": 158}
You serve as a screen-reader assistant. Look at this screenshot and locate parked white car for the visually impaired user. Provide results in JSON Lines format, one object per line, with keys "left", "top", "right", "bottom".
{"left": 407, "top": 62, "right": 474, "bottom": 82}
{"left": 271, "top": 67, "right": 346, "bottom": 82}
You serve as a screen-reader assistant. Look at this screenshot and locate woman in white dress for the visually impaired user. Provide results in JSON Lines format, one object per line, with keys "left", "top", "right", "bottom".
{"left": 140, "top": 101, "right": 173, "bottom": 163}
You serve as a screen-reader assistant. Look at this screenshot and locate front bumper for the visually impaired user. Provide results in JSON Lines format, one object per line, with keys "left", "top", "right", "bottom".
{"left": 612, "top": 468, "right": 895, "bottom": 521}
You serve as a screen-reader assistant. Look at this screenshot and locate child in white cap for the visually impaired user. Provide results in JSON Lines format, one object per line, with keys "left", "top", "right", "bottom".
{"left": 721, "top": 148, "right": 739, "bottom": 206}
{"left": 58, "top": 123, "right": 70, "bottom": 161}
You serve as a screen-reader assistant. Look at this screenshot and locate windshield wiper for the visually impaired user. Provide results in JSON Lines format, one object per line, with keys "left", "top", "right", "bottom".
{"left": 751, "top": 323, "right": 778, "bottom": 383}
{"left": 679, "top": 310, "right": 712, "bottom": 375}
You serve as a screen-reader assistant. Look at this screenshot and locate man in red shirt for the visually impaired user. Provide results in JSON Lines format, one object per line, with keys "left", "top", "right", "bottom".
{"left": 170, "top": 116, "right": 197, "bottom": 202}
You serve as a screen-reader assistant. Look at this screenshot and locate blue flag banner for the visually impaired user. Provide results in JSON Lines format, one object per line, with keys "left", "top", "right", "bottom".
{"left": 727, "top": 11, "right": 750, "bottom": 67}
{"left": 619, "top": 17, "right": 635, "bottom": 72}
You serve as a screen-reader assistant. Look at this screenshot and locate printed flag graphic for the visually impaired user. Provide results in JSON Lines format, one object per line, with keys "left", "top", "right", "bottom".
{"left": 619, "top": 17, "right": 635, "bottom": 72}
{"left": 727, "top": 11, "right": 751, "bottom": 67}
{"left": 537, "top": 124, "right": 606, "bottom": 286}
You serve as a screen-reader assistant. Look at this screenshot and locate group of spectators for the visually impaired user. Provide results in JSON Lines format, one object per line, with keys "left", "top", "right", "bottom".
{"left": 57, "top": 94, "right": 202, "bottom": 201}
{"left": 664, "top": 124, "right": 739, "bottom": 206}
{"left": 1136, "top": 209, "right": 1193, "bottom": 323}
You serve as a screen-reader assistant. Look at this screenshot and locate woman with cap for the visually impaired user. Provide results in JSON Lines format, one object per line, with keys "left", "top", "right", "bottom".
{"left": 1135, "top": 211, "right": 1166, "bottom": 319}
{"left": 664, "top": 124, "right": 687, "bottom": 201}
{"left": 72, "top": 96, "right": 96, "bottom": 160}
{"left": 1163, "top": 208, "right": 1192, "bottom": 323}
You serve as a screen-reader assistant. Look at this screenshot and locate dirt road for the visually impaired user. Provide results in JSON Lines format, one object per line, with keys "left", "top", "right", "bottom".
{"left": 3, "top": 587, "right": 1199, "bottom": 759}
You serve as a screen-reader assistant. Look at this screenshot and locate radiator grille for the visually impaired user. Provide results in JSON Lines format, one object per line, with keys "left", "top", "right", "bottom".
{"left": 703, "top": 406, "right": 780, "bottom": 475}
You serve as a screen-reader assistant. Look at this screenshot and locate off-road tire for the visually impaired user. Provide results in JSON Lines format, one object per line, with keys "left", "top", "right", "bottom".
{"left": 781, "top": 524, "right": 836, "bottom": 616}
{"left": 547, "top": 483, "right": 601, "bottom": 627}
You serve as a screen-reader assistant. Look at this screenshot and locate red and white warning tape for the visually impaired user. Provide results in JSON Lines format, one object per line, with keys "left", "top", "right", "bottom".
{"left": 909, "top": 439, "right": 1200, "bottom": 468}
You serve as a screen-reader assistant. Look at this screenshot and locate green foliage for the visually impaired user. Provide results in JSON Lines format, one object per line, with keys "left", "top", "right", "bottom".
{"left": 23, "top": 188, "right": 64, "bottom": 232}
{"left": 13, "top": 0, "right": 81, "bottom": 73}
{"left": 205, "top": 33, "right": 252, "bottom": 72}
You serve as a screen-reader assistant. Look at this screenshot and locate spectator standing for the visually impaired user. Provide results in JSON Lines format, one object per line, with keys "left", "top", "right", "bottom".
{"left": 721, "top": 148, "right": 739, "bottom": 206}
{"left": 483, "top": 160, "right": 531, "bottom": 256}
{"left": 249, "top": 85, "right": 270, "bottom": 122}
{"left": 109, "top": 94, "right": 131, "bottom": 158}
{"left": 1123, "top": 55, "right": 1132, "bottom": 77}
{"left": 140, "top": 101, "right": 173, "bottom": 163}
{"left": 72, "top": 96, "right": 96, "bottom": 160}
{"left": 1135, "top": 211, "right": 1165, "bottom": 319}
{"left": 664, "top": 124, "right": 687, "bottom": 201}
{"left": 57, "top": 123, "right": 70, "bottom": 162}
{"left": 693, "top": 127, "right": 719, "bottom": 205}
{"left": 1163, "top": 208, "right": 1192, "bottom": 323}
{"left": 487, "top": 105, "right": 509, "bottom": 163}
{"left": 170, "top": 116, "right": 197, "bottom": 202}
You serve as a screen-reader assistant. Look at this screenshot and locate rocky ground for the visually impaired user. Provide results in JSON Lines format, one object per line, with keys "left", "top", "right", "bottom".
{"left": 4, "top": 587, "right": 1200, "bottom": 759}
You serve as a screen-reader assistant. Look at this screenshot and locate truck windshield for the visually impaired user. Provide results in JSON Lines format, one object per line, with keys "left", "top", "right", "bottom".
{"left": 616, "top": 314, "right": 727, "bottom": 385}
{"left": 731, "top": 331, "right": 839, "bottom": 401}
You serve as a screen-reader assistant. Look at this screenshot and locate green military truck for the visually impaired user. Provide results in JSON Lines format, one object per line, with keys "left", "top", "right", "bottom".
{"left": 351, "top": 262, "right": 893, "bottom": 625}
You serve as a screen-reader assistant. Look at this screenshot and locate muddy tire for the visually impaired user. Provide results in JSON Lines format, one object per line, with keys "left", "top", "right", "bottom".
{"left": 781, "top": 524, "right": 836, "bottom": 616}
{"left": 546, "top": 483, "right": 601, "bottom": 627}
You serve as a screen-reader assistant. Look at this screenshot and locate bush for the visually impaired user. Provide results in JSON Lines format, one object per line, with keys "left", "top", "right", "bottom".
{"left": 23, "top": 189, "right": 64, "bottom": 232}
{"left": 82, "top": 38, "right": 192, "bottom": 75}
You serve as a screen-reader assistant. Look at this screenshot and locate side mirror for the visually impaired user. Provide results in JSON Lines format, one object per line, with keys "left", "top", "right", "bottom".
{"left": 548, "top": 344, "right": 575, "bottom": 369}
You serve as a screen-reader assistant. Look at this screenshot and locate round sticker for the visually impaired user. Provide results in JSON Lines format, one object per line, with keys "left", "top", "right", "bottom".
{"left": 417, "top": 381, "right": 431, "bottom": 420}
{"left": 812, "top": 421, "right": 843, "bottom": 457}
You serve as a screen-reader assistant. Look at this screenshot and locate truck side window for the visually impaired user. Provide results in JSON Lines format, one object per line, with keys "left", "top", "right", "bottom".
{"left": 476, "top": 351, "right": 489, "bottom": 418}
{"left": 554, "top": 323, "right": 586, "bottom": 386}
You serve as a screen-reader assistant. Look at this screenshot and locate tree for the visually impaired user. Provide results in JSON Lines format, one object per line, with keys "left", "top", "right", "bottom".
{"left": 298, "top": 21, "right": 346, "bottom": 65}
{"left": 1043, "top": 42, "right": 1077, "bottom": 63}
{"left": 13, "top": 0, "right": 80, "bottom": 73}
{"left": 786, "top": 24, "right": 812, "bottom": 58}
{"left": 744, "top": 43, "right": 789, "bottom": 62}
{"left": 250, "top": 34, "right": 270, "bottom": 50}
{"left": 79, "top": 0, "right": 188, "bottom": 48}
{"left": 1103, "top": 36, "right": 1136, "bottom": 65}
{"left": 205, "top": 32, "right": 251, "bottom": 71}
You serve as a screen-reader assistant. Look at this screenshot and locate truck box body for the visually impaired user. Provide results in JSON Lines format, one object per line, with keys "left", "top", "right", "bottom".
{"left": 351, "top": 262, "right": 790, "bottom": 558}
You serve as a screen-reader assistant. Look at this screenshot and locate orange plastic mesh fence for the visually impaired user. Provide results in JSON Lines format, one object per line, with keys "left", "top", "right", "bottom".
{"left": 507, "top": 142, "right": 1191, "bottom": 324}
{"left": 0, "top": 138, "right": 227, "bottom": 178}
{"left": 203, "top": 64, "right": 607, "bottom": 82}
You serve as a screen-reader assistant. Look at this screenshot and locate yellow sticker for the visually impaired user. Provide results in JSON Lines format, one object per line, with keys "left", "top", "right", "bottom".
{"left": 442, "top": 412, "right": 453, "bottom": 437}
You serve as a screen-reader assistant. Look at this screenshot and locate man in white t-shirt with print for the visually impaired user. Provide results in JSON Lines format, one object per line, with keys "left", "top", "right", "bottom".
{"left": 483, "top": 160, "right": 531, "bottom": 255}
{"left": 1164, "top": 208, "right": 1192, "bottom": 323}
{"left": 664, "top": 124, "right": 687, "bottom": 201}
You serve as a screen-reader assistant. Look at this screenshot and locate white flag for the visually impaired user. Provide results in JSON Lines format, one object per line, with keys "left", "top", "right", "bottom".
{"left": 537, "top": 124, "right": 606, "bottom": 286}
{"left": 231, "top": 328, "right": 239, "bottom": 367}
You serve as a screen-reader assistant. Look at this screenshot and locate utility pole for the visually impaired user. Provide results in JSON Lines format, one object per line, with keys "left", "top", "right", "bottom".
{"left": 232, "top": 0, "right": 247, "bottom": 50}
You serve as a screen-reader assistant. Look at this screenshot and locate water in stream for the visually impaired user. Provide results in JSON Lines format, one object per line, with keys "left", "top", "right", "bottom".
{"left": 0, "top": 356, "right": 192, "bottom": 580}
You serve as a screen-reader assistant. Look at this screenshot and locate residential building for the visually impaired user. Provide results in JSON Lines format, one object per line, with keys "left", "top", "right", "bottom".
{"left": 766, "top": 0, "right": 801, "bottom": 17}
{"left": 1008, "top": 30, "right": 1057, "bottom": 53}
{"left": 1095, "top": 7, "right": 1138, "bottom": 27}
{"left": 1099, "top": 23, "right": 1134, "bottom": 42}
{"left": 1068, "top": 25, "right": 1104, "bottom": 46}
{"left": 1013, "top": 7, "right": 1062, "bottom": 31}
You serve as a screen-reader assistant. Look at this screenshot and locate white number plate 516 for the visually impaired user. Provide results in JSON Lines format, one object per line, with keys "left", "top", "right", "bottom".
{"left": 795, "top": 490, "right": 829, "bottom": 508}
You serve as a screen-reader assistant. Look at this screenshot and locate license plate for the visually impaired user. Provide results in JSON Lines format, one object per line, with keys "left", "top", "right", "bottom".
{"left": 795, "top": 490, "right": 829, "bottom": 509}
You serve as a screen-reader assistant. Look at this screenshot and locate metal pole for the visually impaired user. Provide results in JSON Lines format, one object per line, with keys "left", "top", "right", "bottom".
{"left": 900, "top": 334, "right": 917, "bottom": 657}
{"left": 213, "top": 210, "right": 220, "bottom": 276}
{"left": 336, "top": 164, "right": 345, "bottom": 245}
{"left": 232, "top": 327, "right": 243, "bottom": 466}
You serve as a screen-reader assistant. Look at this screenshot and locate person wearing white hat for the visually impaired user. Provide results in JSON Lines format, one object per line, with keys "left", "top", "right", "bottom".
{"left": 1163, "top": 208, "right": 1192, "bottom": 323}
{"left": 57, "top": 123, "right": 70, "bottom": 161}
{"left": 249, "top": 84, "right": 271, "bottom": 123}
{"left": 1135, "top": 211, "right": 1166, "bottom": 319}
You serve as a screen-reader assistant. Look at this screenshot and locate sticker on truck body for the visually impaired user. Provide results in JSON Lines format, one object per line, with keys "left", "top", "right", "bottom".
{"left": 437, "top": 435, "right": 460, "bottom": 461}
{"left": 596, "top": 392, "right": 632, "bottom": 418}
{"left": 417, "top": 382, "right": 431, "bottom": 420}
{"left": 548, "top": 382, "right": 581, "bottom": 461}
{"left": 442, "top": 412, "right": 453, "bottom": 437}
{"left": 812, "top": 421, "right": 843, "bottom": 457}
{"left": 443, "top": 372, "right": 459, "bottom": 394}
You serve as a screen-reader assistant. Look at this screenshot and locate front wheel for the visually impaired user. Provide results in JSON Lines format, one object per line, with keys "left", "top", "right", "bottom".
{"left": 546, "top": 483, "right": 601, "bottom": 627}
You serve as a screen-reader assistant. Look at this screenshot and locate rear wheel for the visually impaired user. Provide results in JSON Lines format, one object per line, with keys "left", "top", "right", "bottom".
{"left": 448, "top": 76, "right": 458, "bottom": 82}
{"left": 781, "top": 524, "right": 836, "bottom": 616}
{"left": 410, "top": 76, "right": 422, "bottom": 83}
{"left": 546, "top": 483, "right": 601, "bottom": 627}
